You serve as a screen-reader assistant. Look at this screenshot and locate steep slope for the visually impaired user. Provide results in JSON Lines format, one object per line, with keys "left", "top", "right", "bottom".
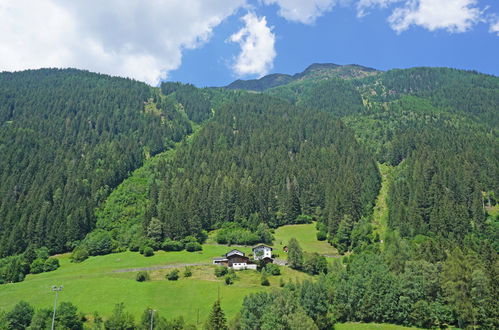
{"left": 89, "top": 90, "right": 380, "bottom": 250}
{"left": 0, "top": 69, "right": 193, "bottom": 257}
{"left": 230, "top": 66, "right": 499, "bottom": 247}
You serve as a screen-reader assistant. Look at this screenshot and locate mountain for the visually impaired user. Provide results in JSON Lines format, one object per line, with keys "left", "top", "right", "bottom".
{"left": 0, "top": 65, "right": 497, "bottom": 329}
{"left": 224, "top": 63, "right": 379, "bottom": 91}
{"left": 0, "top": 69, "right": 193, "bottom": 257}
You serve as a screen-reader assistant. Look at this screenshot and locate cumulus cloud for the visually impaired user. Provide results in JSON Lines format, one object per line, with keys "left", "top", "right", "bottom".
{"left": 262, "top": 0, "right": 336, "bottom": 24}
{"left": 387, "top": 0, "right": 482, "bottom": 33}
{"left": 0, "top": 0, "right": 244, "bottom": 85}
{"left": 490, "top": 18, "right": 499, "bottom": 36}
{"left": 229, "top": 12, "right": 276, "bottom": 77}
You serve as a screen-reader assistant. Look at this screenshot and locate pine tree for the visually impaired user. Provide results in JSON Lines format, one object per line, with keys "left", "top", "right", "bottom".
{"left": 205, "top": 300, "right": 228, "bottom": 330}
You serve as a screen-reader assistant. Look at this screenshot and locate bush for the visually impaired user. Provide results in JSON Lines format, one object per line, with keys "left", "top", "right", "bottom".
{"left": 185, "top": 242, "right": 202, "bottom": 252}
{"left": 225, "top": 274, "right": 233, "bottom": 285}
{"left": 182, "top": 236, "right": 198, "bottom": 244}
{"left": 294, "top": 214, "right": 313, "bottom": 224}
{"left": 197, "top": 230, "right": 208, "bottom": 244}
{"left": 214, "top": 266, "right": 228, "bottom": 277}
{"left": 183, "top": 267, "right": 192, "bottom": 278}
{"left": 43, "top": 258, "right": 60, "bottom": 272}
{"left": 215, "top": 223, "right": 262, "bottom": 245}
{"left": 142, "top": 247, "right": 154, "bottom": 257}
{"left": 82, "top": 230, "right": 116, "bottom": 256}
{"left": 316, "top": 231, "right": 327, "bottom": 241}
{"left": 136, "top": 271, "right": 150, "bottom": 282}
{"left": 162, "top": 239, "right": 184, "bottom": 251}
{"left": 303, "top": 253, "right": 328, "bottom": 275}
{"left": 30, "top": 258, "right": 45, "bottom": 274}
{"left": 260, "top": 273, "right": 270, "bottom": 286}
{"left": 70, "top": 246, "right": 89, "bottom": 263}
{"left": 265, "top": 263, "right": 281, "bottom": 276}
{"left": 166, "top": 269, "right": 179, "bottom": 281}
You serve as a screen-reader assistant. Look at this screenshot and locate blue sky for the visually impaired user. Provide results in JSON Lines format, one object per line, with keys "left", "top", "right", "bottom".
{"left": 171, "top": 0, "right": 499, "bottom": 87}
{"left": 0, "top": 0, "right": 497, "bottom": 86}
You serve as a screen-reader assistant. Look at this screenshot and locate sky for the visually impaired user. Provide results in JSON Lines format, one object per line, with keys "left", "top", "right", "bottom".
{"left": 0, "top": 0, "right": 498, "bottom": 87}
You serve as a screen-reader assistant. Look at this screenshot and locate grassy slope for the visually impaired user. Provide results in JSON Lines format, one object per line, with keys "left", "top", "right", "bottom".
{"left": 371, "top": 163, "right": 394, "bottom": 244}
{"left": 0, "top": 246, "right": 310, "bottom": 324}
{"left": 272, "top": 222, "right": 338, "bottom": 256}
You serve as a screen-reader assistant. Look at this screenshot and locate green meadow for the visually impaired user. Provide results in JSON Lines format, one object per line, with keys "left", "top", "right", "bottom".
{"left": 0, "top": 224, "right": 423, "bottom": 329}
{"left": 272, "top": 222, "right": 338, "bottom": 256}
{"left": 0, "top": 245, "right": 310, "bottom": 324}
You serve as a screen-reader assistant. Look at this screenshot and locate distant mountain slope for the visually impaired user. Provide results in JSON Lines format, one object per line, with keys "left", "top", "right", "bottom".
{"left": 235, "top": 65, "right": 499, "bottom": 244}
{"left": 224, "top": 63, "right": 379, "bottom": 91}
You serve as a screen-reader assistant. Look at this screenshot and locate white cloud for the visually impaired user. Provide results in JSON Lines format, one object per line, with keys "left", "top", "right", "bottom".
{"left": 262, "top": 0, "right": 336, "bottom": 24}
{"left": 0, "top": 0, "right": 245, "bottom": 85}
{"left": 387, "top": 0, "right": 482, "bottom": 33}
{"left": 229, "top": 12, "right": 276, "bottom": 77}
{"left": 356, "top": 0, "right": 402, "bottom": 17}
{"left": 490, "top": 18, "right": 499, "bottom": 36}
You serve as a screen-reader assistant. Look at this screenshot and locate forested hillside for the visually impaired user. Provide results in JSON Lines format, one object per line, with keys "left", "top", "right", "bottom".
{"left": 0, "top": 69, "right": 192, "bottom": 257}
{"left": 228, "top": 65, "right": 498, "bottom": 328}
{"left": 0, "top": 64, "right": 497, "bottom": 329}
{"left": 91, "top": 91, "right": 380, "bottom": 251}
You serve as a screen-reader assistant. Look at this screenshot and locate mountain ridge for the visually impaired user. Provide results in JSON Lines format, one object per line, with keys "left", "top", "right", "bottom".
{"left": 224, "top": 63, "right": 380, "bottom": 91}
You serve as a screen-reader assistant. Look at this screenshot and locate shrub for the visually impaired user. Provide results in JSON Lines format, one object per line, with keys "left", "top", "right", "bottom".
{"left": 214, "top": 266, "right": 228, "bottom": 277}
{"left": 166, "top": 269, "right": 179, "bottom": 281}
{"left": 316, "top": 231, "right": 327, "bottom": 241}
{"left": 197, "top": 230, "right": 208, "bottom": 244}
{"left": 82, "top": 230, "right": 116, "bottom": 256}
{"left": 185, "top": 242, "right": 202, "bottom": 252}
{"left": 225, "top": 275, "right": 233, "bottom": 285}
{"left": 43, "top": 258, "right": 60, "bottom": 272}
{"left": 182, "top": 236, "right": 198, "bottom": 244}
{"left": 294, "top": 214, "right": 313, "bottom": 224}
{"left": 260, "top": 273, "right": 270, "bottom": 286}
{"left": 136, "top": 271, "right": 150, "bottom": 282}
{"left": 183, "top": 267, "right": 192, "bottom": 278}
{"left": 303, "top": 252, "right": 328, "bottom": 275}
{"left": 30, "top": 258, "right": 45, "bottom": 274}
{"left": 162, "top": 239, "right": 184, "bottom": 251}
{"left": 70, "top": 246, "right": 89, "bottom": 263}
{"left": 215, "top": 223, "right": 262, "bottom": 245}
{"left": 265, "top": 263, "right": 281, "bottom": 276}
{"left": 142, "top": 247, "right": 154, "bottom": 257}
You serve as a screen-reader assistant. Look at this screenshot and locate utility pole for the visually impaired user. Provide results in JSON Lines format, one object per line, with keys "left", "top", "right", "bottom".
{"left": 149, "top": 309, "right": 156, "bottom": 330}
{"left": 51, "top": 285, "right": 63, "bottom": 330}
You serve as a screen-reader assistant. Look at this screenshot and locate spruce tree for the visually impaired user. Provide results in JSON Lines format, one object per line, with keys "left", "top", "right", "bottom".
{"left": 205, "top": 300, "right": 228, "bottom": 330}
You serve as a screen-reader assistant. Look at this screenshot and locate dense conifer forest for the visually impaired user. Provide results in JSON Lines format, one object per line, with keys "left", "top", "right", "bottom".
{"left": 0, "top": 65, "right": 497, "bottom": 328}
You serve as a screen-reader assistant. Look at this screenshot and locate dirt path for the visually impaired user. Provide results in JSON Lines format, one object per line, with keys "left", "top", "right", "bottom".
{"left": 111, "top": 262, "right": 210, "bottom": 273}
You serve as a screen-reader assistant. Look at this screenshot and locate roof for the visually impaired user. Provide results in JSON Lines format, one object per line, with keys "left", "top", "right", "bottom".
{"left": 252, "top": 244, "right": 273, "bottom": 250}
{"left": 226, "top": 249, "right": 245, "bottom": 257}
{"left": 213, "top": 257, "right": 228, "bottom": 261}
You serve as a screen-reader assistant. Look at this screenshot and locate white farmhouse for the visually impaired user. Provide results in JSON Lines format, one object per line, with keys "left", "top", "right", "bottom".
{"left": 252, "top": 244, "right": 273, "bottom": 261}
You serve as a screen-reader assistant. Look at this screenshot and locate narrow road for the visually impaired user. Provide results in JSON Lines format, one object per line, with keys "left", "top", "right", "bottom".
{"left": 111, "top": 262, "right": 210, "bottom": 273}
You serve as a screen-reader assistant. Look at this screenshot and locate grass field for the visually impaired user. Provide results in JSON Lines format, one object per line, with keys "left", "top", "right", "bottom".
{"left": 371, "top": 163, "right": 394, "bottom": 244}
{"left": 0, "top": 245, "right": 310, "bottom": 325}
{"left": 272, "top": 222, "right": 338, "bottom": 256}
